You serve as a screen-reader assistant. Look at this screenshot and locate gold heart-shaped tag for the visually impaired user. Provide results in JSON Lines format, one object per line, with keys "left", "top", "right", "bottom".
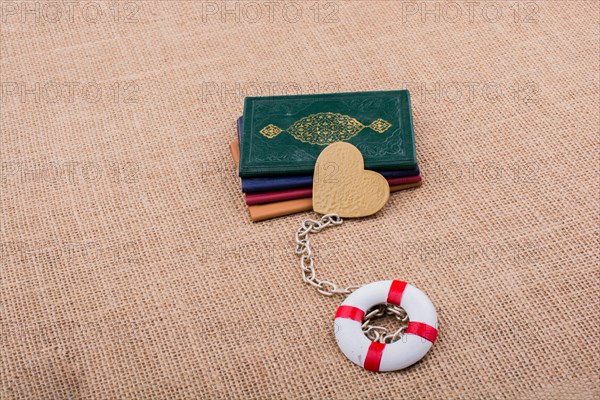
{"left": 313, "top": 142, "right": 390, "bottom": 218}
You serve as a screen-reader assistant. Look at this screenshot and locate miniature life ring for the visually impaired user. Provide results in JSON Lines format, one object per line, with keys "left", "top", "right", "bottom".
{"left": 334, "top": 280, "right": 438, "bottom": 372}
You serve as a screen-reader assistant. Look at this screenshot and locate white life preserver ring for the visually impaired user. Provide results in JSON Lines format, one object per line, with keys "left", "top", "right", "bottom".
{"left": 334, "top": 280, "right": 438, "bottom": 372}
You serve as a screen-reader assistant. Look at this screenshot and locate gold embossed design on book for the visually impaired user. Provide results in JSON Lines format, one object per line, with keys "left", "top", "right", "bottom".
{"left": 259, "top": 112, "right": 392, "bottom": 145}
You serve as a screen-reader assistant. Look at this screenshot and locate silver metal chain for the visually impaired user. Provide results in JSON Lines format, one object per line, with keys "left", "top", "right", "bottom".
{"left": 295, "top": 214, "right": 409, "bottom": 343}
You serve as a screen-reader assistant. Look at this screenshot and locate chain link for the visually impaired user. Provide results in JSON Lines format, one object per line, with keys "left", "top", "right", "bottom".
{"left": 295, "top": 214, "right": 409, "bottom": 343}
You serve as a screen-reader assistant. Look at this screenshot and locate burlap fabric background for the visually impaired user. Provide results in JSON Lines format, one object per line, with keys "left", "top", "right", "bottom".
{"left": 1, "top": 1, "right": 598, "bottom": 398}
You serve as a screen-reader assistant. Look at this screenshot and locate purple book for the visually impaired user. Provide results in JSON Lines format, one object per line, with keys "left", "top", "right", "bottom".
{"left": 237, "top": 117, "right": 420, "bottom": 194}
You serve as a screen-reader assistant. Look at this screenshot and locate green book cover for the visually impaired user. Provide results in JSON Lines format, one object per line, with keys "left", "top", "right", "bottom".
{"left": 239, "top": 90, "right": 417, "bottom": 178}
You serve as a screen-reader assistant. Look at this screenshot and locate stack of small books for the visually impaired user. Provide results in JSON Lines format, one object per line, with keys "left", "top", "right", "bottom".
{"left": 230, "top": 91, "right": 422, "bottom": 221}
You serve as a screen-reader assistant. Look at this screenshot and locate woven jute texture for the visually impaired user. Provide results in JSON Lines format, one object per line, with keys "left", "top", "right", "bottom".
{"left": 1, "top": 1, "right": 598, "bottom": 398}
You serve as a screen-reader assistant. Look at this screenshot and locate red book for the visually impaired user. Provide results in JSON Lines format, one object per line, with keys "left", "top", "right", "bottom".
{"left": 246, "top": 188, "right": 313, "bottom": 205}
{"left": 245, "top": 175, "right": 422, "bottom": 205}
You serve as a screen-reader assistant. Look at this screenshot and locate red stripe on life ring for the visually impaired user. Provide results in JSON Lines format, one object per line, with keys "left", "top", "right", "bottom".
{"left": 364, "top": 341, "right": 386, "bottom": 372}
{"left": 387, "top": 280, "right": 408, "bottom": 306}
{"left": 406, "top": 321, "right": 438, "bottom": 343}
{"left": 335, "top": 305, "right": 364, "bottom": 322}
